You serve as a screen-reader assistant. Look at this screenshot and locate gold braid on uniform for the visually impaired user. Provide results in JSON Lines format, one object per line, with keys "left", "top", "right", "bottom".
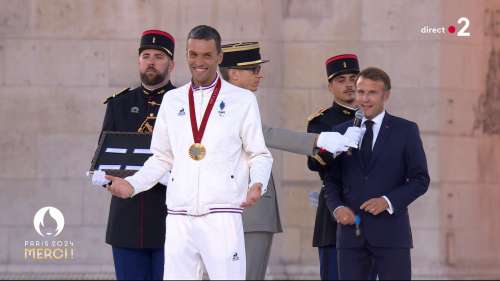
{"left": 103, "top": 88, "right": 130, "bottom": 104}
{"left": 312, "top": 153, "right": 327, "bottom": 166}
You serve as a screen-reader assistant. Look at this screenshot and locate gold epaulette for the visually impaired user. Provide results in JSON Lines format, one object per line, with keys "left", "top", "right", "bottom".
{"left": 103, "top": 88, "right": 130, "bottom": 104}
{"left": 307, "top": 108, "right": 327, "bottom": 122}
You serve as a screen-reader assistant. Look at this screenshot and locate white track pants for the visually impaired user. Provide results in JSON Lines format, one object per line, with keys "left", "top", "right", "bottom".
{"left": 163, "top": 213, "right": 246, "bottom": 280}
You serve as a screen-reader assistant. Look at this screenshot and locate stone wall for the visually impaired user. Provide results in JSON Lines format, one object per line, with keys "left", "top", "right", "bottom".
{"left": 0, "top": 0, "right": 498, "bottom": 279}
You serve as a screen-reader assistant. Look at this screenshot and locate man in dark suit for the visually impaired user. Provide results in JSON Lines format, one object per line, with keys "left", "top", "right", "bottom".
{"left": 97, "top": 29, "right": 176, "bottom": 280}
{"left": 324, "top": 67, "right": 430, "bottom": 280}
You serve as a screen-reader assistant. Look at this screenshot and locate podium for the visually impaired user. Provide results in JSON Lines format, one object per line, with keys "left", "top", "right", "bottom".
{"left": 89, "top": 131, "right": 153, "bottom": 178}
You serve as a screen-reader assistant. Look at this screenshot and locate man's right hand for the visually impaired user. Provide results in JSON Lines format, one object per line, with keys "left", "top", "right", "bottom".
{"left": 104, "top": 175, "right": 135, "bottom": 199}
{"left": 333, "top": 206, "right": 356, "bottom": 225}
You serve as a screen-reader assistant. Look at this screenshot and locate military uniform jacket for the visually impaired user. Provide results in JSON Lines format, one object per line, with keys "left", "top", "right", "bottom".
{"left": 99, "top": 82, "right": 175, "bottom": 249}
{"left": 307, "top": 102, "right": 355, "bottom": 247}
{"left": 242, "top": 125, "right": 317, "bottom": 233}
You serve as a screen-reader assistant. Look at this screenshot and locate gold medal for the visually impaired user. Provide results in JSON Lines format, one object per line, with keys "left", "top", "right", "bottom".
{"left": 189, "top": 143, "right": 206, "bottom": 161}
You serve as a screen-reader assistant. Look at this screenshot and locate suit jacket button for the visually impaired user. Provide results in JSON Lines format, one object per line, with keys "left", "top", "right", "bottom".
{"left": 364, "top": 176, "right": 368, "bottom": 181}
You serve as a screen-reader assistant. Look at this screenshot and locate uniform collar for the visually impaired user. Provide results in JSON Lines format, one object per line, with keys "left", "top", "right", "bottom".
{"left": 141, "top": 81, "right": 174, "bottom": 96}
{"left": 332, "top": 101, "right": 357, "bottom": 116}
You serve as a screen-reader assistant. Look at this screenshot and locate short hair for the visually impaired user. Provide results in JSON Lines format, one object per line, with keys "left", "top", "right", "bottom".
{"left": 219, "top": 67, "right": 230, "bottom": 81}
{"left": 187, "top": 25, "right": 222, "bottom": 53}
{"left": 356, "top": 67, "right": 391, "bottom": 91}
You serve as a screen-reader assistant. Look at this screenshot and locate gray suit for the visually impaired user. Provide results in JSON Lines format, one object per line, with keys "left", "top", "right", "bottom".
{"left": 243, "top": 125, "right": 317, "bottom": 280}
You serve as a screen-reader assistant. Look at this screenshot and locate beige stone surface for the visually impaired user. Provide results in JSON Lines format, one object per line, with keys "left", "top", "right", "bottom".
{"left": 4, "top": 39, "right": 108, "bottom": 86}
{"left": 0, "top": 179, "right": 85, "bottom": 227}
{"left": 1, "top": 0, "right": 499, "bottom": 279}
{"left": 0, "top": 0, "right": 30, "bottom": 36}
{"left": 0, "top": 227, "right": 7, "bottom": 264}
{"left": 0, "top": 40, "right": 4, "bottom": 86}
{"left": 0, "top": 133, "right": 38, "bottom": 179}
{"left": 439, "top": 136, "right": 479, "bottom": 182}
{"left": 361, "top": 0, "right": 443, "bottom": 41}
{"left": 36, "top": 134, "right": 97, "bottom": 179}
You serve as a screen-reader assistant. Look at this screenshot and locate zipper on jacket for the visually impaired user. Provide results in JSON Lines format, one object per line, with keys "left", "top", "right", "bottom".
{"left": 195, "top": 88, "right": 205, "bottom": 215}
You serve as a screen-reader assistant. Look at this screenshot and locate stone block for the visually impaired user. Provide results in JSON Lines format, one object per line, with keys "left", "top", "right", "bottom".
{"left": 421, "top": 134, "right": 440, "bottom": 184}
{"left": 299, "top": 227, "right": 317, "bottom": 264}
{"left": 281, "top": 153, "right": 318, "bottom": 182}
{"left": 31, "top": 0, "right": 175, "bottom": 39}
{"left": 82, "top": 184, "right": 111, "bottom": 226}
{"left": 37, "top": 133, "right": 97, "bottom": 179}
{"left": 215, "top": 0, "right": 282, "bottom": 41}
{"left": 439, "top": 136, "right": 479, "bottom": 182}
{"left": 283, "top": 0, "right": 362, "bottom": 41}
{"left": 409, "top": 185, "right": 441, "bottom": 229}
{"left": 0, "top": 0, "right": 30, "bottom": 36}
{"left": 0, "top": 179, "right": 85, "bottom": 227}
{"left": 439, "top": 89, "right": 479, "bottom": 136}
{"left": 0, "top": 227, "right": 7, "bottom": 264}
{"left": 477, "top": 136, "right": 500, "bottom": 183}
{"left": 361, "top": 0, "right": 441, "bottom": 41}
{"left": 0, "top": 86, "right": 107, "bottom": 135}
{"left": 4, "top": 39, "right": 108, "bottom": 86}
{"left": 440, "top": 44, "right": 489, "bottom": 92}
{"left": 0, "top": 133, "right": 37, "bottom": 179}
{"left": 386, "top": 87, "right": 441, "bottom": 133}
{"left": 442, "top": 184, "right": 499, "bottom": 231}
{"left": 280, "top": 185, "right": 317, "bottom": 228}
{"left": 411, "top": 228, "right": 443, "bottom": 264}
{"left": 359, "top": 41, "right": 441, "bottom": 89}
{"left": 108, "top": 40, "right": 139, "bottom": 87}
{"left": 0, "top": 40, "right": 4, "bottom": 86}
{"left": 273, "top": 226, "right": 301, "bottom": 264}
{"left": 283, "top": 42, "right": 362, "bottom": 89}
{"left": 275, "top": 89, "right": 311, "bottom": 131}
{"left": 310, "top": 88, "right": 334, "bottom": 113}
{"left": 258, "top": 41, "right": 284, "bottom": 89}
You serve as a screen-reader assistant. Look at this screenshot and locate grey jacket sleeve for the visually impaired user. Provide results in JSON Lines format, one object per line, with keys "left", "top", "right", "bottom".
{"left": 262, "top": 124, "right": 318, "bottom": 156}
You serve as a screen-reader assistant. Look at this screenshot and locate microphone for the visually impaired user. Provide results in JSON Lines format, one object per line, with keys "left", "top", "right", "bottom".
{"left": 355, "top": 215, "right": 361, "bottom": 237}
{"left": 353, "top": 108, "right": 364, "bottom": 127}
{"left": 346, "top": 109, "right": 364, "bottom": 155}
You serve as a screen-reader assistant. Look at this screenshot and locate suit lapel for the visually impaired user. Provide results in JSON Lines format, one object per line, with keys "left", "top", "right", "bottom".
{"left": 367, "top": 113, "right": 393, "bottom": 171}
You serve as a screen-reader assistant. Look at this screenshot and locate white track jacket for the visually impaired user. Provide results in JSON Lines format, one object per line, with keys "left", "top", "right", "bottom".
{"left": 126, "top": 77, "right": 273, "bottom": 216}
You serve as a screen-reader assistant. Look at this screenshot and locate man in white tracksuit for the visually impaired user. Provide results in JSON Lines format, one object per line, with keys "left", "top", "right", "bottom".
{"left": 105, "top": 25, "right": 273, "bottom": 280}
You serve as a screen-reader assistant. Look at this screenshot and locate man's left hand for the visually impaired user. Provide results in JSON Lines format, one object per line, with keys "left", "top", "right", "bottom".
{"left": 240, "top": 183, "right": 262, "bottom": 208}
{"left": 360, "top": 197, "right": 389, "bottom": 215}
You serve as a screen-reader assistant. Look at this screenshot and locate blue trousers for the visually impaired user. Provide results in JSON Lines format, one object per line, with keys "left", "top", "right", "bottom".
{"left": 319, "top": 246, "right": 378, "bottom": 280}
{"left": 112, "top": 246, "right": 164, "bottom": 280}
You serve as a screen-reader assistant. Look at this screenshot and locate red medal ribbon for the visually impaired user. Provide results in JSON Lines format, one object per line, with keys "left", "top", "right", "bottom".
{"left": 188, "top": 78, "right": 222, "bottom": 144}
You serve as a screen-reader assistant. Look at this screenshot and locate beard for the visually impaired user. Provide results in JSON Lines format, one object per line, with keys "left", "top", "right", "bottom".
{"left": 140, "top": 68, "right": 167, "bottom": 86}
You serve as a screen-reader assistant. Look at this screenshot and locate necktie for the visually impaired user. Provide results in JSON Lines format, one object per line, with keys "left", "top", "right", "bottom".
{"left": 361, "top": 120, "right": 374, "bottom": 166}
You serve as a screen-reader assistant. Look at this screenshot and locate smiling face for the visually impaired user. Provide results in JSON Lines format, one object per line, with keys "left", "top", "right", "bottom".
{"left": 328, "top": 73, "right": 357, "bottom": 106}
{"left": 227, "top": 65, "right": 263, "bottom": 92}
{"left": 186, "top": 38, "right": 223, "bottom": 87}
{"left": 355, "top": 77, "right": 390, "bottom": 119}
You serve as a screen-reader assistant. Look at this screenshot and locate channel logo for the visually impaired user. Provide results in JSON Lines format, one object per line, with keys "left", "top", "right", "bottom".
{"left": 421, "top": 17, "right": 471, "bottom": 36}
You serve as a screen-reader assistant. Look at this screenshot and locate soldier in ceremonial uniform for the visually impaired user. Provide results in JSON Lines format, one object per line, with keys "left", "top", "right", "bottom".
{"left": 307, "top": 54, "right": 371, "bottom": 280}
{"left": 219, "top": 43, "right": 364, "bottom": 280}
{"left": 97, "top": 29, "right": 176, "bottom": 280}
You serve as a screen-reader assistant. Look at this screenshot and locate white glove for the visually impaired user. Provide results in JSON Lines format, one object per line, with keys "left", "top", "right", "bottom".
{"left": 317, "top": 132, "right": 350, "bottom": 154}
{"left": 89, "top": 170, "right": 110, "bottom": 186}
{"left": 158, "top": 171, "right": 171, "bottom": 186}
{"left": 343, "top": 127, "right": 366, "bottom": 149}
